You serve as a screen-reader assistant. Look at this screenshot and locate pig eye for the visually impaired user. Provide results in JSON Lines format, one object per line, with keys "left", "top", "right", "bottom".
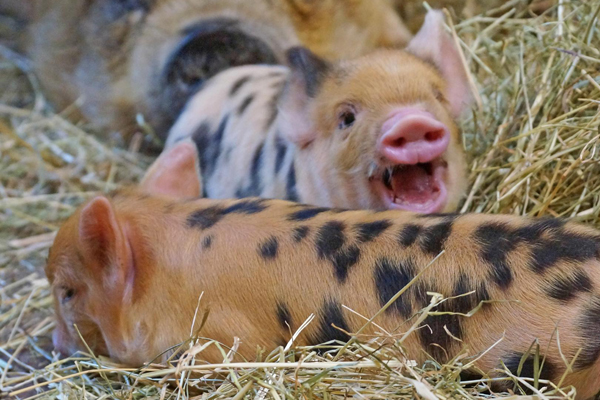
{"left": 338, "top": 107, "right": 356, "bottom": 130}
{"left": 62, "top": 288, "right": 76, "bottom": 304}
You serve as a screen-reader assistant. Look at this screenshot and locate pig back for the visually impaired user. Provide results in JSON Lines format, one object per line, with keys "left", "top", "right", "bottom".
{"left": 160, "top": 196, "right": 600, "bottom": 390}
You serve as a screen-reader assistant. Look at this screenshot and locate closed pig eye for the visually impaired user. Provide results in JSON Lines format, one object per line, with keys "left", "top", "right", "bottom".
{"left": 62, "top": 288, "right": 76, "bottom": 304}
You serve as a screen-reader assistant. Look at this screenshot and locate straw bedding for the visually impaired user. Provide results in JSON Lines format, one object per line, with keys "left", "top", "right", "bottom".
{"left": 1, "top": 1, "right": 598, "bottom": 398}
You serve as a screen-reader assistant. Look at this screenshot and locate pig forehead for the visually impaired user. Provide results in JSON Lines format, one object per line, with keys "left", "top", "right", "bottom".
{"left": 46, "top": 238, "right": 84, "bottom": 284}
{"left": 47, "top": 253, "right": 75, "bottom": 283}
{"left": 321, "top": 68, "right": 443, "bottom": 110}
{"left": 328, "top": 58, "right": 444, "bottom": 99}
{"left": 45, "top": 245, "right": 65, "bottom": 282}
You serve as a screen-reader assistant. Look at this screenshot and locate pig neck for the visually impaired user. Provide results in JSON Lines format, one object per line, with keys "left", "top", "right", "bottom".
{"left": 252, "top": 133, "right": 326, "bottom": 206}
{"left": 215, "top": 114, "right": 309, "bottom": 204}
{"left": 233, "top": 119, "right": 328, "bottom": 206}
{"left": 283, "top": 155, "right": 330, "bottom": 206}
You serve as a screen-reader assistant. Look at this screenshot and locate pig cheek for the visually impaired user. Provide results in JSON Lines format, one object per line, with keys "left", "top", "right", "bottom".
{"left": 335, "top": 126, "right": 369, "bottom": 173}
{"left": 92, "top": 329, "right": 110, "bottom": 356}
{"left": 74, "top": 319, "right": 110, "bottom": 356}
{"left": 445, "top": 117, "right": 463, "bottom": 147}
{"left": 68, "top": 293, "right": 115, "bottom": 356}
{"left": 423, "top": 99, "right": 455, "bottom": 136}
{"left": 442, "top": 132, "right": 468, "bottom": 210}
{"left": 52, "top": 297, "right": 78, "bottom": 355}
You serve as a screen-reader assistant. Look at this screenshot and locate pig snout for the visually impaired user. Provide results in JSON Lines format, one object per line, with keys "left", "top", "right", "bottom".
{"left": 52, "top": 327, "right": 69, "bottom": 357}
{"left": 378, "top": 108, "right": 450, "bottom": 165}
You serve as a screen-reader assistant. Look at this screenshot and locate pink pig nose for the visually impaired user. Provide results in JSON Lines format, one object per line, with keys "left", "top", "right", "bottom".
{"left": 378, "top": 108, "right": 450, "bottom": 165}
{"left": 52, "top": 328, "right": 68, "bottom": 357}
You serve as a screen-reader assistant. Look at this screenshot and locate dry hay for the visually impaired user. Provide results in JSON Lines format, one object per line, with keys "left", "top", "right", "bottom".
{"left": 1, "top": 1, "right": 599, "bottom": 399}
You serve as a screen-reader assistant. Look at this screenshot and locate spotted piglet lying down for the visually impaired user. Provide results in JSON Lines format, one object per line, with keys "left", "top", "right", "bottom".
{"left": 48, "top": 148, "right": 600, "bottom": 397}
{"left": 150, "top": 10, "right": 471, "bottom": 214}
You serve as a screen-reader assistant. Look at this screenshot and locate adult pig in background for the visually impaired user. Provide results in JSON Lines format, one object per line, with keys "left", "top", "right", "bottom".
{"left": 25, "top": 0, "right": 410, "bottom": 139}
{"left": 146, "top": 10, "right": 472, "bottom": 213}
{"left": 0, "top": 0, "right": 32, "bottom": 49}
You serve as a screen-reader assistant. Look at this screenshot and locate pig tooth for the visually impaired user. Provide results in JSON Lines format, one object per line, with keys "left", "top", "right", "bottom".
{"left": 382, "top": 169, "right": 393, "bottom": 190}
{"left": 367, "top": 163, "right": 377, "bottom": 178}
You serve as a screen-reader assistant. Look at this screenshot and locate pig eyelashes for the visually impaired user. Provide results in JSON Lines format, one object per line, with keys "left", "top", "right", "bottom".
{"left": 61, "top": 287, "right": 76, "bottom": 305}
{"left": 337, "top": 105, "right": 357, "bottom": 130}
{"left": 338, "top": 112, "right": 356, "bottom": 130}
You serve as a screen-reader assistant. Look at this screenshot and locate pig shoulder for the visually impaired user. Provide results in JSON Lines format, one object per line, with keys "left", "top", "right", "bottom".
{"left": 167, "top": 64, "right": 290, "bottom": 147}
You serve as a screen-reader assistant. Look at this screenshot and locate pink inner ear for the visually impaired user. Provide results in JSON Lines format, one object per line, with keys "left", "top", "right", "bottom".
{"left": 141, "top": 141, "right": 202, "bottom": 199}
{"left": 278, "top": 106, "right": 317, "bottom": 147}
{"left": 78, "top": 197, "right": 134, "bottom": 297}
{"left": 406, "top": 10, "right": 472, "bottom": 117}
{"left": 277, "top": 64, "right": 320, "bottom": 146}
{"left": 439, "top": 38, "right": 472, "bottom": 117}
{"left": 79, "top": 197, "right": 119, "bottom": 267}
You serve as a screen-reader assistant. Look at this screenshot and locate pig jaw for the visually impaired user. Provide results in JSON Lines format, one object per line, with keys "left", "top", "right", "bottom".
{"left": 371, "top": 108, "right": 452, "bottom": 213}
{"left": 371, "top": 160, "right": 449, "bottom": 213}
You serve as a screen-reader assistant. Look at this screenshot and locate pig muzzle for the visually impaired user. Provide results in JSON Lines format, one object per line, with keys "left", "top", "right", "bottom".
{"left": 378, "top": 108, "right": 450, "bottom": 165}
{"left": 52, "top": 326, "right": 71, "bottom": 358}
{"left": 372, "top": 108, "right": 450, "bottom": 213}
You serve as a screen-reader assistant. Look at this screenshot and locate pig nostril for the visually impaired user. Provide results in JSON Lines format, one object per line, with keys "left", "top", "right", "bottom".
{"left": 425, "top": 130, "right": 443, "bottom": 142}
{"left": 392, "top": 137, "right": 407, "bottom": 148}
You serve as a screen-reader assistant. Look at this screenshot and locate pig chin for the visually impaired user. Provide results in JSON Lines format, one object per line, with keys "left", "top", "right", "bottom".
{"left": 370, "top": 159, "right": 448, "bottom": 213}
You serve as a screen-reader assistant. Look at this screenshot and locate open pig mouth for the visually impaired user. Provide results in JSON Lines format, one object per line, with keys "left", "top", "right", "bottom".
{"left": 372, "top": 159, "right": 448, "bottom": 213}
{"left": 371, "top": 108, "right": 451, "bottom": 213}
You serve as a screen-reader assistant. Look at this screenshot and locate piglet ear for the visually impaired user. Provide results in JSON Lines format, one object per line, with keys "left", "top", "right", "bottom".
{"left": 78, "top": 197, "right": 128, "bottom": 277}
{"left": 406, "top": 10, "right": 472, "bottom": 117}
{"left": 278, "top": 47, "right": 331, "bottom": 146}
{"left": 140, "top": 141, "right": 202, "bottom": 199}
{"left": 286, "top": 46, "right": 331, "bottom": 98}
